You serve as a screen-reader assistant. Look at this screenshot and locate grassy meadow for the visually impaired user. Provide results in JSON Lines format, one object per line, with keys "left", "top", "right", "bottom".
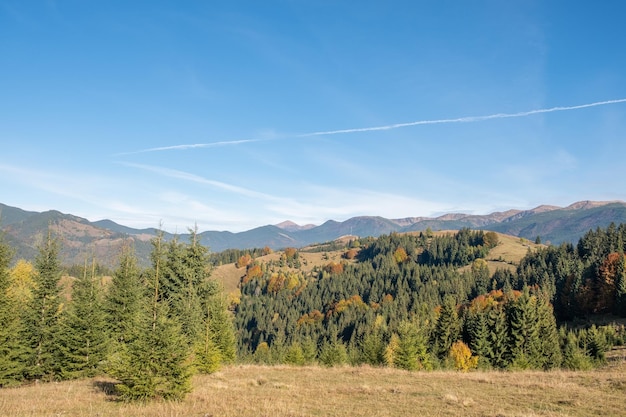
{"left": 1, "top": 357, "right": 625, "bottom": 417}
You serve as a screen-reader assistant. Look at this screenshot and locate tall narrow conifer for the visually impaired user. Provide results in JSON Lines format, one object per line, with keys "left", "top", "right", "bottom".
{"left": 0, "top": 232, "right": 24, "bottom": 386}
{"left": 22, "top": 231, "right": 63, "bottom": 381}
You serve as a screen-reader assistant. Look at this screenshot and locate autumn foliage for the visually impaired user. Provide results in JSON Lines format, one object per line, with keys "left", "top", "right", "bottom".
{"left": 449, "top": 341, "right": 478, "bottom": 371}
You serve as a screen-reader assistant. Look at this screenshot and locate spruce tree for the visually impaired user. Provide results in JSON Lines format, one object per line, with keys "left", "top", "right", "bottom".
{"left": 562, "top": 331, "right": 593, "bottom": 370}
{"left": 22, "top": 232, "right": 63, "bottom": 381}
{"left": 466, "top": 309, "right": 492, "bottom": 368}
{"left": 486, "top": 306, "right": 509, "bottom": 368}
{"left": 58, "top": 259, "right": 108, "bottom": 379}
{"left": 104, "top": 244, "right": 143, "bottom": 345}
{"left": 506, "top": 289, "right": 541, "bottom": 369}
{"left": 0, "top": 232, "right": 24, "bottom": 386}
{"left": 431, "top": 296, "right": 461, "bottom": 359}
{"left": 109, "top": 231, "right": 194, "bottom": 401}
{"left": 535, "top": 295, "right": 562, "bottom": 369}
{"left": 195, "top": 287, "right": 236, "bottom": 372}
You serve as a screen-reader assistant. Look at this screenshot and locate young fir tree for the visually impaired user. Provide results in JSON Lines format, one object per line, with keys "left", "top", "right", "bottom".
{"left": 465, "top": 309, "right": 492, "bottom": 368}
{"left": 104, "top": 244, "right": 143, "bottom": 346}
{"left": 58, "top": 258, "right": 108, "bottom": 379}
{"left": 535, "top": 295, "right": 562, "bottom": 369}
{"left": 0, "top": 233, "right": 24, "bottom": 386}
{"left": 506, "top": 289, "right": 541, "bottom": 369}
{"left": 22, "top": 232, "right": 63, "bottom": 381}
{"left": 561, "top": 330, "right": 593, "bottom": 370}
{"left": 195, "top": 286, "right": 236, "bottom": 372}
{"left": 178, "top": 229, "right": 211, "bottom": 348}
{"left": 486, "top": 306, "right": 509, "bottom": 368}
{"left": 109, "top": 231, "right": 194, "bottom": 401}
{"left": 392, "top": 323, "right": 419, "bottom": 370}
{"left": 431, "top": 295, "right": 462, "bottom": 360}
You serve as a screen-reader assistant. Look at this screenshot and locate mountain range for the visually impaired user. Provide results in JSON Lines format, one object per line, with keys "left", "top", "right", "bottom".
{"left": 2, "top": 200, "right": 626, "bottom": 268}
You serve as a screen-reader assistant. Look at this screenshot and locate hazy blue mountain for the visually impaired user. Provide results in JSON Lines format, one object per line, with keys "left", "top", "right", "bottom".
{"left": 2, "top": 200, "right": 625, "bottom": 267}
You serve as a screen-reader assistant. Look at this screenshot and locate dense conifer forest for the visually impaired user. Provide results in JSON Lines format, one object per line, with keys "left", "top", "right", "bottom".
{"left": 233, "top": 227, "right": 626, "bottom": 370}
{"left": 1, "top": 225, "right": 625, "bottom": 400}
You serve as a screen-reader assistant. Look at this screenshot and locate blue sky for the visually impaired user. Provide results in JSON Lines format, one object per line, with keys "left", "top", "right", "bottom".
{"left": 1, "top": 1, "right": 626, "bottom": 233}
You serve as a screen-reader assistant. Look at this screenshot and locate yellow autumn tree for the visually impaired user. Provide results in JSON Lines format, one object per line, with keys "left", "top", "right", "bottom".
{"left": 449, "top": 340, "right": 478, "bottom": 372}
{"left": 393, "top": 247, "right": 408, "bottom": 264}
{"left": 8, "top": 259, "right": 36, "bottom": 304}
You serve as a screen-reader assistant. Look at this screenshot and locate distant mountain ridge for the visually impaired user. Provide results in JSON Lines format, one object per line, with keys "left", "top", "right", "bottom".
{"left": 2, "top": 200, "right": 626, "bottom": 267}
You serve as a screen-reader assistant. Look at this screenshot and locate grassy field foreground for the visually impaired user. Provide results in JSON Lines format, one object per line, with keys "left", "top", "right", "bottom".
{"left": 1, "top": 362, "right": 625, "bottom": 417}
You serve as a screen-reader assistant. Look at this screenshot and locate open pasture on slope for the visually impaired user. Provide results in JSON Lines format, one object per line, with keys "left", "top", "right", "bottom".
{"left": 1, "top": 361, "right": 625, "bottom": 417}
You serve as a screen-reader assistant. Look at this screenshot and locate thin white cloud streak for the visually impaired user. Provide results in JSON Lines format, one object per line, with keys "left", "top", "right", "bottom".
{"left": 119, "top": 162, "right": 283, "bottom": 202}
{"left": 300, "top": 98, "right": 626, "bottom": 136}
{"left": 116, "top": 139, "right": 263, "bottom": 155}
{"left": 121, "top": 98, "right": 626, "bottom": 154}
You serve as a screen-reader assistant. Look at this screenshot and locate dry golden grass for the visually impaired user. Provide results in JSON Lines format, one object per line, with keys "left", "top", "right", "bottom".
{"left": 212, "top": 248, "right": 353, "bottom": 296}
{"left": 2, "top": 362, "right": 625, "bottom": 417}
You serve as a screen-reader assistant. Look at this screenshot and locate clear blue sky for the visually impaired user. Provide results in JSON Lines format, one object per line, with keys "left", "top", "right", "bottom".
{"left": 2, "top": 1, "right": 626, "bottom": 232}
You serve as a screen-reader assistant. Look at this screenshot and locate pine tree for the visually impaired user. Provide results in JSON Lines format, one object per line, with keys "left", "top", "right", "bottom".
{"left": 109, "top": 231, "right": 194, "bottom": 401}
{"left": 0, "top": 232, "right": 24, "bottom": 386}
{"left": 104, "top": 244, "right": 143, "bottom": 346}
{"left": 466, "top": 309, "right": 492, "bottom": 368}
{"left": 22, "top": 232, "right": 63, "bottom": 381}
{"left": 111, "top": 302, "right": 194, "bottom": 401}
{"left": 431, "top": 296, "right": 461, "bottom": 359}
{"left": 562, "top": 331, "right": 593, "bottom": 370}
{"left": 318, "top": 336, "right": 348, "bottom": 367}
{"left": 360, "top": 329, "right": 386, "bottom": 366}
{"left": 58, "top": 258, "right": 108, "bottom": 379}
{"left": 535, "top": 295, "right": 562, "bottom": 369}
{"left": 506, "top": 289, "right": 541, "bottom": 369}
{"left": 486, "top": 306, "right": 509, "bottom": 368}
{"left": 194, "top": 285, "right": 236, "bottom": 373}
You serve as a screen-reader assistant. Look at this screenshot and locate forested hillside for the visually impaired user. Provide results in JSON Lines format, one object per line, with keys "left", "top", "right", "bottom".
{"left": 231, "top": 227, "right": 626, "bottom": 370}
{"left": 1, "top": 225, "right": 625, "bottom": 401}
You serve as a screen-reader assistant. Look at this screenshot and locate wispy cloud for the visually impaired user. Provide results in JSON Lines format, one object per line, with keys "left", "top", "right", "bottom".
{"left": 118, "top": 162, "right": 283, "bottom": 202}
{"left": 120, "top": 98, "right": 626, "bottom": 154}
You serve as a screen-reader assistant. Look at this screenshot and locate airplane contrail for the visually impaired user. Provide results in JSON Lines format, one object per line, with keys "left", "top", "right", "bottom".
{"left": 116, "top": 139, "right": 263, "bottom": 155}
{"left": 122, "top": 98, "right": 626, "bottom": 153}
{"left": 300, "top": 98, "right": 626, "bottom": 137}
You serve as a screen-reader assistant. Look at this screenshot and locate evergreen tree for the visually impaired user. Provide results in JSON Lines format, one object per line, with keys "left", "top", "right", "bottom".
{"left": 194, "top": 285, "right": 236, "bottom": 373}
{"left": 284, "top": 342, "right": 306, "bottom": 365}
{"left": 561, "top": 330, "right": 593, "bottom": 370}
{"left": 486, "top": 306, "right": 509, "bottom": 368}
{"left": 431, "top": 296, "right": 461, "bottom": 359}
{"left": 359, "top": 329, "right": 386, "bottom": 366}
{"left": 393, "top": 321, "right": 431, "bottom": 370}
{"left": 104, "top": 244, "right": 143, "bottom": 346}
{"left": 535, "top": 295, "right": 562, "bottom": 369}
{"left": 319, "top": 336, "right": 348, "bottom": 366}
{"left": 22, "top": 232, "right": 63, "bottom": 381}
{"left": 506, "top": 289, "right": 541, "bottom": 369}
{"left": 110, "top": 301, "right": 194, "bottom": 401}
{"left": 465, "top": 309, "right": 492, "bottom": 368}
{"left": 109, "top": 231, "right": 194, "bottom": 401}
{"left": 58, "top": 259, "right": 108, "bottom": 379}
{"left": 0, "top": 232, "right": 24, "bottom": 386}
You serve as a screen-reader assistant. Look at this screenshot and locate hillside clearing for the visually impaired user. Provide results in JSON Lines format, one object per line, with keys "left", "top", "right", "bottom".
{"left": 212, "top": 231, "right": 542, "bottom": 293}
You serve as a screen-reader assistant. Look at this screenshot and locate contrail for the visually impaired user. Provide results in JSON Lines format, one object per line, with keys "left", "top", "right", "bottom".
{"left": 116, "top": 139, "right": 263, "bottom": 155}
{"left": 300, "top": 98, "right": 626, "bottom": 137}
{"left": 122, "top": 98, "right": 626, "bottom": 153}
